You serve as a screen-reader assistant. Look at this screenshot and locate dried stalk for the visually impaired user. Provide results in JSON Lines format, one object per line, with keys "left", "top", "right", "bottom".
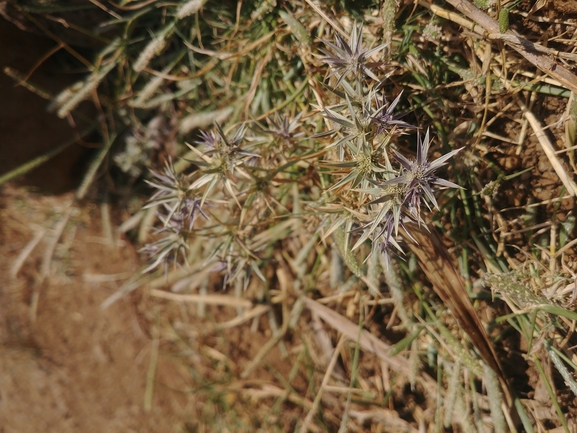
{"left": 402, "top": 221, "right": 520, "bottom": 429}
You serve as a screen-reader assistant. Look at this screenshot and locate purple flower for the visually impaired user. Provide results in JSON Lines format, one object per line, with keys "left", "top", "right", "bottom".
{"left": 181, "top": 197, "right": 210, "bottom": 230}
{"left": 371, "top": 91, "right": 416, "bottom": 136}
{"left": 195, "top": 123, "right": 259, "bottom": 172}
{"left": 384, "top": 128, "right": 462, "bottom": 215}
{"left": 196, "top": 130, "right": 220, "bottom": 149}
{"left": 260, "top": 112, "right": 304, "bottom": 146}
{"left": 139, "top": 226, "right": 188, "bottom": 273}
{"left": 320, "top": 24, "right": 387, "bottom": 85}
{"left": 146, "top": 158, "right": 182, "bottom": 204}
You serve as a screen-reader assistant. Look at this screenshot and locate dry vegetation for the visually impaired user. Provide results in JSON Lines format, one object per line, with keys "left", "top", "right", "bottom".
{"left": 4, "top": 0, "right": 577, "bottom": 431}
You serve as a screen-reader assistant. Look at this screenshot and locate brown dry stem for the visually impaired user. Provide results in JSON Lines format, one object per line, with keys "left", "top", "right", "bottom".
{"left": 402, "top": 221, "right": 520, "bottom": 428}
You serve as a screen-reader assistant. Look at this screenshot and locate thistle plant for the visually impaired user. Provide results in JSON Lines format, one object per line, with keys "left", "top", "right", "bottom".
{"left": 319, "top": 24, "right": 387, "bottom": 85}
{"left": 315, "top": 24, "right": 462, "bottom": 264}
{"left": 141, "top": 23, "right": 462, "bottom": 282}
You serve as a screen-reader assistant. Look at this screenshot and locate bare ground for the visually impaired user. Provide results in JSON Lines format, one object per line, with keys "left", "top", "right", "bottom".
{"left": 0, "top": 187, "right": 186, "bottom": 432}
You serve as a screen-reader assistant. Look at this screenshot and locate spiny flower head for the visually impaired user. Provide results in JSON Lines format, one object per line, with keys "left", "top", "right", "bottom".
{"left": 320, "top": 24, "right": 387, "bottom": 85}
{"left": 196, "top": 123, "right": 257, "bottom": 168}
{"left": 259, "top": 112, "right": 304, "bottom": 145}
{"left": 371, "top": 91, "right": 416, "bottom": 136}
{"left": 139, "top": 214, "right": 189, "bottom": 273}
{"left": 384, "top": 128, "right": 463, "bottom": 215}
{"left": 144, "top": 158, "right": 192, "bottom": 222}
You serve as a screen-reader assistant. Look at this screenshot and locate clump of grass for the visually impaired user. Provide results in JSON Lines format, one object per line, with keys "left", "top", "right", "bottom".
{"left": 133, "top": 7, "right": 468, "bottom": 431}
{"left": 141, "top": 22, "right": 462, "bottom": 284}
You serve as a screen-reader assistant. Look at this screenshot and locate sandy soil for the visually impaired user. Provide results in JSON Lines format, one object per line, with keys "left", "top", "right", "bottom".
{"left": 0, "top": 186, "right": 188, "bottom": 432}
{"left": 0, "top": 17, "right": 190, "bottom": 432}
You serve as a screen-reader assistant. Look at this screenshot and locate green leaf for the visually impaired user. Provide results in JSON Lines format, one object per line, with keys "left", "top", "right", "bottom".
{"left": 279, "top": 11, "right": 311, "bottom": 47}
{"left": 536, "top": 305, "right": 577, "bottom": 321}
{"left": 498, "top": 9, "right": 509, "bottom": 34}
{"left": 389, "top": 327, "right": 425, "bottom": 356}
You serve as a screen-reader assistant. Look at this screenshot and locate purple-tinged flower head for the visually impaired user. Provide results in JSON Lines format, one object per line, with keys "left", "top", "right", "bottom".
{"left": 141, "top": 157, "right": 212, "bottom": 274}
{"left": 320, "top": 24, "right": 387, "bottom": 86}
{"left": 260, "top": 112, "right": 304, "bottom": 146}
{"left": 144, "top": 159, "right": 194, "bottom": 225}
{"left": 375, "top": 211, "right": 405, "bottom": 268}
{"left": 196, "top": 123, "right": 245, "bottom": 154}
{"left": 196, "top": 129, "right": 220, "bottom": 149}
{"left": 371, "top": 91, "right": 417, "bottom": 136}
{"left": 181, "top": 197, "right": 209, "bottom": 230}
{"left": 158, "top": 203, "right": 186, "bottom": 233}
{"left": 139, "top": 224, "right": 189, "bottom": 273}
{"left": 349, "top": 154, "right": 406, "bottom": 252}
{"left": 146, "top": 158, "right": 184, "bottom": 204}
{"left": 144, "top": 158, "right": 209, "bottom": 229}
{"left": 384, "top": 128, "right": 463, "bottom": 217}
{"left": 195, "top": 123, "right": 258, "bottom": 173}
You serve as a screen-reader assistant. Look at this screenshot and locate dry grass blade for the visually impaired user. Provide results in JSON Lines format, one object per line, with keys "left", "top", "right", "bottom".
{"left": 303, "top": 297, "right": 438, "bottom": 397}
{"left": 443, "top": 0, "right": 577, "bottom": 93}
{"left": 348, "top": 410, "right": 419, "bottom": 432}
{"left": 213, "top": 305, "right": 270, "bottom": 330}
{"left": 303, "top": 0, "right": 346, "bottom": 37}
{"left": 243, "top": 383, "right": 315, "bottom": 412}
{"left": 486, "top": 62, "right": 577, "bottom": 197}
{"left": 518, "top": 101, "right": 577, "bottom": 196}
{"left": 144, "top": 337, "right": 159, "bottom": 412}
{"left": 31, "top": 206, "right": 73, "bottom": 322}
{"left": 298, "top": 336, "right": 346, "bottom": 433}
{"left": 150, "top": 288, "right": 253, "bottom": 308}
{"left": 10, "top": 227, "right": 47, "bottom": 278}
{"left": 402, "top": 222, "right": 518, "bottom": 422}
